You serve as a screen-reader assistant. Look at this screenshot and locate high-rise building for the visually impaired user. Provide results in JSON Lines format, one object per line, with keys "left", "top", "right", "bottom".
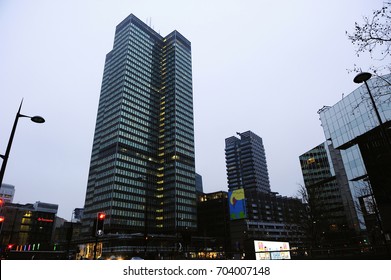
{"left": 225, "top": 131, "right": 271, "bottom": 193}
{"left": 299, "top": 142, "right": 361, "bottom": 246}
{"left": 82, "top": 14, "right": 196, "bottom": 237}
{"left": 318, "top": 73, "right": 391, "bottom": 242}
{"left": 225, "top": 131, "right": 305, "bottom": 259}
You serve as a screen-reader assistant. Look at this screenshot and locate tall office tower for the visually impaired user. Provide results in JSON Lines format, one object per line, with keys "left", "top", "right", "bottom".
{"left": 225, "top": 131, "right": 271, "bottom": 192}
{"left": 82, "top": 14, "right": 196, "bottom": 236}
{"left": 299, "top": 142, "right": 361, "bottom": 246}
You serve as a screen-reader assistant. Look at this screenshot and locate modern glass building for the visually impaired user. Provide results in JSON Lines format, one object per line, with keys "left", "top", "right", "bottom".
{"left": 82, "top": 14, "right": 196, "bottom": 237}
{"left": 299, "top": 142, "right": 361, "bottom": 246}
{"left": 318, "top": 73, "right": 391, "bottom": 242}
{"left": 225, "top": 131, "right": 271, "bottom": 193}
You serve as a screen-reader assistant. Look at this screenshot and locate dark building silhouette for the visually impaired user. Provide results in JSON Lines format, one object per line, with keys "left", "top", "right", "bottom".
{"left": 0, "top": 201, "right": 58, "bottom": 255}
{"left": 229, "top": 189, "right": 306, "bottom": 259}
{"left": 197, "top": 191, "right": 230, "bottom": 256}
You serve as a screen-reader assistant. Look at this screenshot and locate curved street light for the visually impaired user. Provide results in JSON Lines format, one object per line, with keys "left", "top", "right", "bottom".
{"left": 353, "top": 72, "right": 385, "bottom": 127}
{"left": 0, "top": 100, "right": 45, "bottom": 186}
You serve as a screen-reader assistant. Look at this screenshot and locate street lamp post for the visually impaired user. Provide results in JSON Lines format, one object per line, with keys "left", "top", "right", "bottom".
{"left": 353, "top": 72, "right": 386, "bottom": 129}
{"left": 0, "top": 100, "right": 45, "bottom": 187}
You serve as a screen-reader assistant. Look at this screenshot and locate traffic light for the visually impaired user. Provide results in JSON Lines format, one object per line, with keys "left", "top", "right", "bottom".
{"left": 0, "top": 216, "right": 4, "bottom": 231}
{"left": 0, "top": 199, "right": 5, "bottom": 231}
{"left": 96, "top": 212, "right": 105, "bottom": 237}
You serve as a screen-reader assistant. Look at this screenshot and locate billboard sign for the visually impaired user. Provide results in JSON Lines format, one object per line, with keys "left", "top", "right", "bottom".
{"left": 254, "top": 240, "right": 291, "bottom": 260}
{"left": 228, "top": 188, "right": 247, "bottom": 220}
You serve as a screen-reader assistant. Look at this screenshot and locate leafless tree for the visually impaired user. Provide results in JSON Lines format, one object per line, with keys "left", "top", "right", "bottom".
{"left": 346, "top": 2, "right": 391, "bottom": 60}
{"left": 346, "top": 2, "right": 391, "bottom": 76}
{"left": 349, "top": 73, "right": 391, "bottom": 115}
{"left": 295, "top": 184, "right": 326, "bottom": 250}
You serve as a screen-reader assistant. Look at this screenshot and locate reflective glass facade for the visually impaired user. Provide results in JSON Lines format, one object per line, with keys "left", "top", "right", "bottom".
{"left": 319, "top": 74, "right": 391, "bottom": 149}
{"left": 225, "top": 131, "right": 271, "bottom": 193}
{"left": 338, "top": 146, "right": 367, "bottom": 209}
{"left": 318, "top": 74, "right": 391, "bottom": 235}
{"left": 82, "top": 14, "right": 196, "bottom": 235}
{"left": 299, "top": 143, "right": 361, "bottom": 242}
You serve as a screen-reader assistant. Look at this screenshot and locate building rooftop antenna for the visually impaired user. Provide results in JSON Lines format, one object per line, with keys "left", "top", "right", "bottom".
{"left": 146, "top": 17, "right": 152, "bottom": 28}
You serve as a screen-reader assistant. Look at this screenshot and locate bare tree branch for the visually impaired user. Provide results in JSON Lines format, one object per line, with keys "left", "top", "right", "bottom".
{"left": 346, "top": 2, "right": 391, "bottom": 61}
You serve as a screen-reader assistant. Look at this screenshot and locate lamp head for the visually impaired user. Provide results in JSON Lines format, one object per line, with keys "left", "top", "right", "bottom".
{"left": 30, "top": 116, "right": 45, "bottom": 123}
{"left": 354, "top": 72, "right": 372, "bottom": 84}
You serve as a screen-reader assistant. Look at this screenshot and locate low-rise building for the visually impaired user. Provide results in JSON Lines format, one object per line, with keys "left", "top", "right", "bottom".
{"left": 0, "top": 201, "right": 58, "bottom": 255}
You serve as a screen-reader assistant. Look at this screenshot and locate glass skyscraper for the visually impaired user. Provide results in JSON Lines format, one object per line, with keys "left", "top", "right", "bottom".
{"left": 299, "top": 142, "right": 361, "bottom": 245}
{"left": 318, "top": 73, "right": 391, "bottom": 241}
{"left": 225, "top": 131, "right": 271, "bottom": 193}
{"left": 82, "top": 14, "right": 196, "bottom": 236}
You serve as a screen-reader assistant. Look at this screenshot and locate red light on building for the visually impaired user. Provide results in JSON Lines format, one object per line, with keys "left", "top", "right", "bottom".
{"left": 37, "top": 217, "right": 54, "bottom": 223}
{"left": 98, "top": 212, "right": 106, "bottom": 220}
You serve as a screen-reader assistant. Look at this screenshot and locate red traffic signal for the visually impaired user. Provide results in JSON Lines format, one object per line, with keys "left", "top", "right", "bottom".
{"left": 0, "top": 198, "right": 4, "bottom": 206}
{"left": 96, "top": 212, "right": 106, "bottom": 237}
{"left": 97, "top": 212, "right": 106, "bottom": 220}
{"left": 0, "top": 216, "right": 4, "bottom": 223}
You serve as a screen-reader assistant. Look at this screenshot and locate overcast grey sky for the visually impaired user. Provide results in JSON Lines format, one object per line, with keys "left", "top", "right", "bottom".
{"left": 0, "top": 0, "right": 383, "bottom": 219}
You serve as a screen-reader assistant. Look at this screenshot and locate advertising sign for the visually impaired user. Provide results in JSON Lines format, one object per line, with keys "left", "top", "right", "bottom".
{"left": 254, "top": 240, "right": 291, "bottom": 260}
{"left": 228, "top": 188, "right": 247, "bottom": 220}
